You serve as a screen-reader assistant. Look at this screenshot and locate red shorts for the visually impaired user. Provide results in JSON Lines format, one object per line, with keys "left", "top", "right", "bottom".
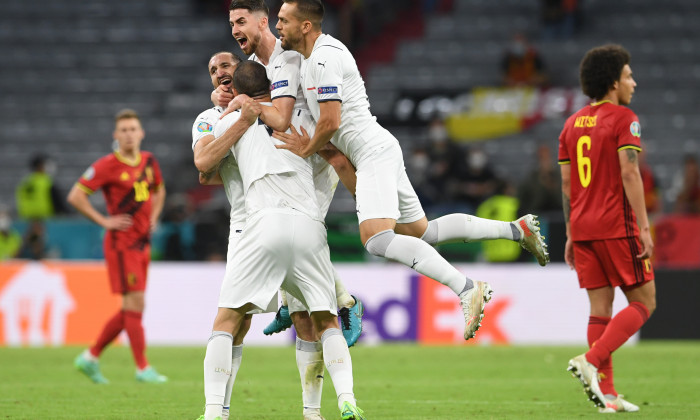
{"left": 573, "top": 237, "right": 654, "bottom": 290}
{"left": 104, "top": 246, "right": 150, "bottom": 294}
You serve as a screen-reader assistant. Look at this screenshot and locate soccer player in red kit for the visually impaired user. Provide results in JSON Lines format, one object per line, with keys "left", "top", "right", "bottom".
{"left": 68, "top": 109, "right": 168, "bottom": 384}
{"left": 559, "top": 45, "right": 655, "bottom": 413}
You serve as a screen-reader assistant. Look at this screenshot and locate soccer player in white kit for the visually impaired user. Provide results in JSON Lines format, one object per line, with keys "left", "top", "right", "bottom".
{"left": 194, "top": 52, "right": 346, "bottom": 420}
{"left": 273, "top": 0, "right": 550, "bottom": 341}
{"left": 214, "top": 0, "right": 364, "bottom": 349}
{"left": 194, "top": 60, "right": 365, "bottom": 420}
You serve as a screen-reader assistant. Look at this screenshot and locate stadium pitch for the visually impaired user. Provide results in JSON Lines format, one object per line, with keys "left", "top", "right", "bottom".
{"left": 1, "top": 342, "right": 698, "bottom": 419}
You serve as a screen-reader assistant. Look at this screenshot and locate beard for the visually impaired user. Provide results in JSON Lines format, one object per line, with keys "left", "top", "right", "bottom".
{"left": 280, "top": 31, "right": 301, "bottom": 51}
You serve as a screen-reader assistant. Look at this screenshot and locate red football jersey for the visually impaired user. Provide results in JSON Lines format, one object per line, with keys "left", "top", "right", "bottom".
{"left": 558, "top": 101, "right": 642, "bottom": 241}
{"left": 78, "top": 151, "right": 163, "bottom": 250}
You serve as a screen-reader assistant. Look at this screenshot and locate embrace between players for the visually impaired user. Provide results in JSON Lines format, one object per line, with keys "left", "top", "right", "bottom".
{"left": 190, "top": 1, "right": 549, "bottom": 419}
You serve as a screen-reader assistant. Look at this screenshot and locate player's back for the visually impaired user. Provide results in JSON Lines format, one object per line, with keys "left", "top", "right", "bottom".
{"left": 214, "top": 107, "right": 321, "bottom": 222}
{"left": 558, "top": 101, "right": 642, "bottom": 241}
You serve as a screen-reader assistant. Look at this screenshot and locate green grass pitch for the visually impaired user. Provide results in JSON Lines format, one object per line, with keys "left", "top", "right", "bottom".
{"left": 1, "top": 342, "right": 698, "bottom": 419}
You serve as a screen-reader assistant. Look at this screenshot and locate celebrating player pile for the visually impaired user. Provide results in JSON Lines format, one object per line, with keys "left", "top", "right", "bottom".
{"left": 559, "top": 44, "right": 655, "bottom": 413}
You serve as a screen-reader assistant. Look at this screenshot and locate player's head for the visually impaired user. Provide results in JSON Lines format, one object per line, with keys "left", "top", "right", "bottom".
{"left": 232, "top": 60, "right": 271, "bottom": 99}
{"left": 277, "top": 0, "right": 323, "bottom": 51}
{"left": 580, "top": 44, "right": 636, "bottom": 104}
{"left": 208, "top": 51, "right": 244, "bottom": 90}
{"left": 229, "top": 0, "right": 270, "bottom": 55}
{"left": 113, "top": 109, "right": 144, "bottom": 153}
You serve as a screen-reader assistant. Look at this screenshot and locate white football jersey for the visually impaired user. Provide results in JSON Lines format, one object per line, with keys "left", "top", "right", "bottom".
{"left": 300, "top": 34, "right": 389, "bottom": 166}
{"left": 250, "top": 39, "right": 309, "bottom": 112}
{"left": 191, "top": 106, "right": 246, "bottom": 232}
{"left": 213, "top": 104, "right": 322, "bottom": 222}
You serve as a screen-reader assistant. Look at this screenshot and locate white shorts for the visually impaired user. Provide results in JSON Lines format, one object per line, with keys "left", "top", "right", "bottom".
{"left": 226, "top": 225, "right": 277, "bottom": 314}
{"left": 219, "top": 209, "right": 337, "bottom": 315}
{"left": 354, "top": 133, "right": 425, "bottom": 224}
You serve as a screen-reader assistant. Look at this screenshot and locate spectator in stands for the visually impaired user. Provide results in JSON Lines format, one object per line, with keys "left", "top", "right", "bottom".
{"left": 18, "top": 220, "right": 48, "bottom": 260}
{"left": 501, "top": 33, "right": 548, "bottom": 87}
{"left": 673, "top": 155, "right": 700, "bottom": 214}
{"left": 540, "top": 0, "right": 578, "bottom": 40}
{"left": 477, "top": 181, "right": 522, "bottom": 263}
{"left": 0, "top": 209, "right": 21, "bottom": 260}
{"left": 424, "top": 118, "right": 467, "bottom": 208}
{"left": 15, "top": 154, "right": 67, "bottom": 220}
{"left": 454, "top": 146, "right": 500, "bottom": 210}
{"left": 518, "top": 145, "right": 561, "bottom": 215}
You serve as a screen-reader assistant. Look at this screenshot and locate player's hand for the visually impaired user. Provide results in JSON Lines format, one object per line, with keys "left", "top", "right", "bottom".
{"left": 274, "top": 125, "right": 311, "bottom": 158}
{"left": 637, "top": 227, "right": 654, "bottom": 260}
{"left": 220, "top": 94, "right": 251, "bottom": 120}
{"left": 150, "top": 218, "right": 159, "bottom": 234}
{"left": 564, "top": 237, "right": 575, "bottom": 270}
{"left": 239, "top": 98, "right": 261, "bottom": 125}
{"left": 104, "top": 214, "right": 133, "bottom": 231}
{"left": 211, "top": 85, "right": 234, "bottom": 108}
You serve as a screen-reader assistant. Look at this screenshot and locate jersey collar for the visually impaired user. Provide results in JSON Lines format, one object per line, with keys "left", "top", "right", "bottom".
{"left": 590, "top": 100, "right": 612, "bottom": 107}
{"left": 114, "top": 151, "right": 142, "bottom": 167}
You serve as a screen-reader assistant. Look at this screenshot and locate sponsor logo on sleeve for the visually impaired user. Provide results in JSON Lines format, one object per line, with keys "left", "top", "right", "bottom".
{"left": 271, "top": 80, "right": 289, "bottom": 90}
{"left": 197, "top": 122, "right": 213, "bottom": 133}
{"left": 82, "top": 166, "right": 95, "bottom": 181}
{"left": 630, "top": 121, "right": 641, "bottom": 137}
{"left": 318, "top": 86, "right": 338, "bottom": 95}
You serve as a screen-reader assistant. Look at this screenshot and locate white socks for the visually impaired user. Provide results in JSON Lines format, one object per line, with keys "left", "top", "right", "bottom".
{"left": 321, "top": 328, "right": 355, "bottom": 410}
{"left": 365, "top": 230, "right": 468, "bottom": 295}
{"left": 296, "top": 337, "right": 324, "bottom": 415}
{"left": 421, "top": 214, "right": 516, "bottom": 245}
{"left": 204, "top": 331, "right": 233, "bottom": 420}
{"left": 333, "top": 269, "right": 355, "bottom": 309}
{"left": 221, "top": 344, "right": 243, "bottom": 420}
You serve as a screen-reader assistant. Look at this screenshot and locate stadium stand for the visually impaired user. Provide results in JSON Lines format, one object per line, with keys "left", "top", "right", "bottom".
{"left": 1, "top": 0, "right": 699, "bottom": 258}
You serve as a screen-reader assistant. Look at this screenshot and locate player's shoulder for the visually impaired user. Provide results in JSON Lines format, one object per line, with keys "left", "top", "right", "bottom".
{"left": 274, "top": 50, "right": 302, "bottom": 67}
{"left": 195, "top": 106, "right": 222, "bottom": 122}
{"left": 608, "top": 103, "right": 638, "bottom": 120}
{"left": 311, "top": 34, "right": 345, "bottom": 59}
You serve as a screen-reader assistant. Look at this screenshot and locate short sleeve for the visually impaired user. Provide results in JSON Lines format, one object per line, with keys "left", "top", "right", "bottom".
{"left": 616, "top": 110, "right": 642, "bottom": 152}
{"left": 213, "top": 110, "right": 242, "bottom": 139}
{"left": 149, "top": 156, "right": 164, "bottom": 189}
{"left": 192, "top": 109, "right": 219, "bottom": 150}
{"left": 313, "top": 48, "right": 343, "bottom": 102}
{"left": 558, "top": 124, "right": 571, "bottom": 165}
{"left": 270, "top": 52, "right": 301, "bottom": 100}
{"left": 77, "top": 158, "right": 108, "bottom": 194}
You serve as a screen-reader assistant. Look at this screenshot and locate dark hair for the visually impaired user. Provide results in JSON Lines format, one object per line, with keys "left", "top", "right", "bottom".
{"left": 229, "top": 0, "right": 269, "bottom": 15}
{"left": 209, "top": 51, "right": 244, "bottom": 65}
{"left": 30, "top": 154, "right": 46, "bottom": 171}
{"left": 579, "top": 44, "right": 631, "bottom": 100}
{"left": 233, "top": 60, "right": 270, "bottom": 97}
{"left": 282, "top": 0, "right": 324, "bottom": 28}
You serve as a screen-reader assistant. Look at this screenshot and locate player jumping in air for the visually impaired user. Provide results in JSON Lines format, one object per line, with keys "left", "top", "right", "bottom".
{"left": 273, "top": 0, "right": 550, "bottom": 341}
{"left": 69, "top": 109, "right": 168, "bottom": 384}
{"left": 559, "top": 45, "right": 655, "bottom": 413}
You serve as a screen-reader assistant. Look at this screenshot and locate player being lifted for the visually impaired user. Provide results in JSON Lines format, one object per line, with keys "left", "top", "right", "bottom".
{"left": 195, "top": 51, "right": 357, "bottom": 420}
{"left": 272, "top": 0, "right": 550, "bottom": 340}
{"left": 69, "top": 109, "right": 168, "bottom": 384}
{"left": 196, "top": 60, "right": 365, "bottom": 420}
{"left": 559, "top": 45, "right": 655, "bottom": 413}
{"left": 213, "top": 0, "right": 364, "bottom": 346}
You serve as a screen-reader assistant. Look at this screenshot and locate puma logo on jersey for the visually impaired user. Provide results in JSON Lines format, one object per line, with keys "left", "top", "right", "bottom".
{"left": 318, "top": 61, "right": 326, "bottom": 67}
{"left": 411, "top": 259, "right": 418, "bottom": 269}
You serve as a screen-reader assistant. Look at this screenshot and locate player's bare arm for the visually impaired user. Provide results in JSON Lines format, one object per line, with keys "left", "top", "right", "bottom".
{"left": 194, "top": 100, "right": 261, "bottom": 173}
{"left": 560, "top": 163, "right": 575, "bottom": 269}
{"left": 274, "top": 101, "right": 340, "bottom": 158}
{"left": 150, "top": 185, "right": 166, "bottom": 232}
{"left": 67, "top": 184, "right": 132, "bottom": 231}
{"left": 619, "top": 148, "right": 654, "bottom": 259}
{"left": 199, "top": 169, "right": 223, "bottom": 185}
{"left": 318, "top": 143, "right": 357, "bottom": 196}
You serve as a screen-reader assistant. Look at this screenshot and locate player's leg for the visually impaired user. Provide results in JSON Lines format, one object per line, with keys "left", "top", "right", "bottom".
{"left": 222, "top": 314, "right": 251, "bottom": 420}
{"left": 333, "top": 268, "right": 363, "bottom": 347}
{"left": 311, "top": 312, "right": 364, "bottom": 420}
{"left": 586, "top": 286, "right": 616, "bottom": 397}
{"left": 290, "top": 306, "right": 325, "bottom": 420}
{"left": 204, "top": 306, "right": 250, "bottom": 420}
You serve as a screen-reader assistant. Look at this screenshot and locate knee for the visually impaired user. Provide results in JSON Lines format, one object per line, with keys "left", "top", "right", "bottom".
{"left": 364, "top": 229, "right": 395, "bottom": 257}
{"left": 291, "top": 312, "right": 315, "bottom": 341}
{"left": 643, "top": 297, "right": 656, "bottom": 316}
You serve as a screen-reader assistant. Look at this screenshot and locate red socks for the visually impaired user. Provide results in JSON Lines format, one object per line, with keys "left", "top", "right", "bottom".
{"left": 90, "top": 311, "right": 125, "bottom": 357}
{"left": 124, "top": 310, "right": 149, "bottom": 370}
{"left": 586, "top": 302, "right": 650, "bottom": 369}
{"left": 587, "top": 316, "right": 615, "bottom": 396}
